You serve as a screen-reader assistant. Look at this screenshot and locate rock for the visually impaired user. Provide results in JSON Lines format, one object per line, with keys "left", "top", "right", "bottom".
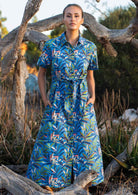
{"left": 105, "top": 186, "right": 134, "bottom": 195}
{"left": 25, "top": 74, "right": 40, "bottom": 94}
{"left": 133, "top": 181, "right": 138, "bottom": 194}
{"left": 98, "top": 120, "right": 112, "bottom": 136}
{"left": 99, "top": 124, "right": 106, "bottom": 136}
{"left": 112, "top": 119, "right": 120, "bottom": 126}
{"left": 119, "top": 109, "right": 138, "bottom": 122}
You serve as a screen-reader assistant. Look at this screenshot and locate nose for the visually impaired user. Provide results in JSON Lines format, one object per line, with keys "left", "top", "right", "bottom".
{"left": 70, "top": 15, "right": 75, "bottom": 21}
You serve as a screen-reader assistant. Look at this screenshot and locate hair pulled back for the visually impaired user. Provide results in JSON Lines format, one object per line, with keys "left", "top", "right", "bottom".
{"left": 63, "top": 4, "right": 84, "bottom": 18}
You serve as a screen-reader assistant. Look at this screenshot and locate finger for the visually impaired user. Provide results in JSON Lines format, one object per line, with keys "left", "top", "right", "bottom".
{"left": 86, "top": 100, "right": 90, "bottom": 106}
{"left": 48, "top": 101, "right": 52, "bottom": 107}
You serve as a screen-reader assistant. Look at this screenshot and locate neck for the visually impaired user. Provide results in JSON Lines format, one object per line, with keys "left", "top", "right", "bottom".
{"left": 65, "top": 30, "right": 80, "bottom": 46}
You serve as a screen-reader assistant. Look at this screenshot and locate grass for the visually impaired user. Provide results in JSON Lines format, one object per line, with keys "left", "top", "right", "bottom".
{"left": 0, "top": 86, "right": 137, "bottom": 185}
{"left": 0, "top": 86, "right": 43, "bottom": 165}
{"left": 95, "top": 89, "right": 137, "bottom": 171}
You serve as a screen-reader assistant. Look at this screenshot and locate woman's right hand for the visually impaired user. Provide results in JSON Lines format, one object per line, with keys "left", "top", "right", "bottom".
{"left": 44, "top": 98, "right": 52, "bottom": 108}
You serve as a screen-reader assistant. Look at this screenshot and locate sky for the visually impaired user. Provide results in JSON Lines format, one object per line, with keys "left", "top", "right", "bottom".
{"left": 0, "top": 0, "right": 133, "bottom": 33}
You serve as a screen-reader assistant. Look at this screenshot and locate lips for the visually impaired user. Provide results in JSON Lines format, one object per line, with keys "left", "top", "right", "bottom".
{"left": 70, "top": 23, "right": 76, "bottom": 25}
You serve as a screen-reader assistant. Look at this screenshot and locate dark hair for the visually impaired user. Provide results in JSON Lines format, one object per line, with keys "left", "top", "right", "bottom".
{"left": 63, "top": 4, "right": 84, "bottom": 18}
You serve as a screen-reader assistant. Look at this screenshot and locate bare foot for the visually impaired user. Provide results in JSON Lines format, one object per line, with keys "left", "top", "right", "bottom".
{"left": 41, "top": 186, "right": 54, "bottom": 194}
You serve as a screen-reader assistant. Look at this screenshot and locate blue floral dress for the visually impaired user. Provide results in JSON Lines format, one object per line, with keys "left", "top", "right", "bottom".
{"left": 26, "top": 32, "right": 104, "bottom": 188}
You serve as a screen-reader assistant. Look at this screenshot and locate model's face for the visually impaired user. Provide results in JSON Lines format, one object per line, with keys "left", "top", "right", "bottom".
{"left": 63, "top": 6, "right": 84, "bottom": 31}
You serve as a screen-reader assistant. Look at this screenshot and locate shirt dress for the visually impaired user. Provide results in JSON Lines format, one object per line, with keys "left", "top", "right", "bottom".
{"left": 26, "top": 32, "right": 104, "bottom": 188}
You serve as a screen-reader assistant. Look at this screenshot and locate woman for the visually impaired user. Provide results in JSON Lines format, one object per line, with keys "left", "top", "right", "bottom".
{"left": 26, "top": 3, "right": 104, "bottom": 191}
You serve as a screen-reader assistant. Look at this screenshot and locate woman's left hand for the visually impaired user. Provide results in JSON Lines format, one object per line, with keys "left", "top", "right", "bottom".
{"left": 86, "top": 97, "right": 95, "bottom": 106}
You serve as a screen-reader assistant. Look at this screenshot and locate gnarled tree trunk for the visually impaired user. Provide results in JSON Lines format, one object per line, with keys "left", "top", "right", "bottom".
{"left": 12, "top": 53, "right": 31, "bottom": 140}
{"left": 2, "top": 0, "right": 43, "bottom": 140}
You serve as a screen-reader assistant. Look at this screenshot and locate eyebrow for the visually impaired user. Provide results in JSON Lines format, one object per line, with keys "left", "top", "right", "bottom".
{"left": 66, "top": 12, "right": 80, "bottom": 15}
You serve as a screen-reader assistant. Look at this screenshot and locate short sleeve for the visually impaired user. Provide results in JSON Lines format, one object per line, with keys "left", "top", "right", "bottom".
{"left": 37, "top": 42, "right": 52, "bottom": 68}
{"left": 87, "top": 44, "right": 98, "bottom": 71}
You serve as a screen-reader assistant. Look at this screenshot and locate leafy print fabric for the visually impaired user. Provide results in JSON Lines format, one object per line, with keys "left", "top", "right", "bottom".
{"left": 26, "top": 32, "right": 104, "bottom": 188}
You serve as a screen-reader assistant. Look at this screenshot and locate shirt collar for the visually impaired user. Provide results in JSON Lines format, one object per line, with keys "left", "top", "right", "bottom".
{"left": 60, "top": 31, "right": 84, "bottom": 46}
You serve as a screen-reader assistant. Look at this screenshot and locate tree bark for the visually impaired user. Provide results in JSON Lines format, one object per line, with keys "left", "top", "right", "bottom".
{"left": 1, "top": 0, "right": 43, "bottom": 79}
{"left": 0, "top": 165, "right": 97, "bottom": 195}
{"left": 12, "top": 54, "right": 31, "bottom": 140}
{"left": 1, "top": 0, "right": 43, "bottom": 140}
{"left": 103, "top": 126, "right": 138, "bottom": 184}
{"left": 24, "top": 30, "right": 49, "bottom": 45}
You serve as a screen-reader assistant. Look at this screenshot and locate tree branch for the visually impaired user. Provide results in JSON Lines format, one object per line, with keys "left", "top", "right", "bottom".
{"left": 0, "top": 0, "right": 43, "bottom": 79}
{"left": 1, "top": 9, "right": 137, "bottom": 58}
{"left": 103, "top": 126, "right": 138, "bottom": 184}
{"left": 0, "top": 14, "right": 63, "bottom": 58}
{"left": 131, "top": 0, "right": 138, "bottom": 7}
{"left": 0, "top": 1, "right": 138, "bottom": 78}
{"left": 0, "top": 165, "right": 50, "bottom": 195}
{"left": 0, "top": 165, "right": 97, "bottom": 195}
{"left": 131, "top": 38, "right": 138, "bottom": 48}
{"left": 24, "top": 30, "right": 49, "bottom": 46}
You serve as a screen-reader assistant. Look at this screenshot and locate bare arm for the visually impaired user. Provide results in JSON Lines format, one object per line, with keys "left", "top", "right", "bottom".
{"left": 86, "top": 70, "right": 96, "bottom": 106}
{"left": 38, "top": 67, "right": 52, "bottom": 107}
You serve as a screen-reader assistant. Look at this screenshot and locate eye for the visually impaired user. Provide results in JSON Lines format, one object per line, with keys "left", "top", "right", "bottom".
{"left": 66, "top": 14, "right": 71, "bottom": 18}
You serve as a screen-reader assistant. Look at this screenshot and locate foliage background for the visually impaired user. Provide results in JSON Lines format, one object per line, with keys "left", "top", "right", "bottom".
{"left": 83, "top": 6, "right": 138, "bottom": 109}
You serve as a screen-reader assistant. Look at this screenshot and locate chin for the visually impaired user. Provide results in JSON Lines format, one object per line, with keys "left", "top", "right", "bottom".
{"left": 68, "top": 27, "right": 78, "bottom": 31}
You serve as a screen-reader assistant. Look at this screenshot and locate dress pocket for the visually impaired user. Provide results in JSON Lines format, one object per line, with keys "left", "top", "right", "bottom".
{"left": 42, "top": 105, "right": 53, "bottom": 120}
{"left": 84, "top": 102, "right": 94, "bottom": 113}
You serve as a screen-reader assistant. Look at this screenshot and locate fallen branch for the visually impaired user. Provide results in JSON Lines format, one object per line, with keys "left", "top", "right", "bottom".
{"left": 1, "top": 126, "right": 137, "bottom": 193}
{"left": 0, "top": 165, "right": 97, "bottom": 195}
{"left": 6, "top": 164, "right": 28, "bottom": 175}
{"left": 131, "top": 38, "right": 138, "bottom": 48}
{"left": 103, "top": 126, "right": 138, "bottom": 184}
{"left": 1, "top": 1, "right": 137, "bottom": 59}
{"left": 0, "top": 14, "right": 63, "bottom": 57}
{"left": 0, "top": 165, "right": 50, "bottom": 195}
{"left": 24, "top": 30, "right": 49, "bottom": 46}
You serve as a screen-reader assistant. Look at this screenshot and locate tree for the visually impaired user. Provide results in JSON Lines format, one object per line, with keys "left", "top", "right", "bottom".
{"left": 0, "top": 10, "right": 8, "bottom": 38}
{"left": 0, "top": 0, "right": 43, "bottom": 140}
{"left": 50, "top": 24, "right": 65, "bottom": 38}
{"left": 25, "top": 41, "right": 41, "bottom": 67}
{"left": 0, "top": 0, "right": 138, "bottom": 193}
{"left": 83, "top": 6, "right": 138, "bottom": 109}
{"left": 25, "top": 16, "right": 41, "bottom": 67}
